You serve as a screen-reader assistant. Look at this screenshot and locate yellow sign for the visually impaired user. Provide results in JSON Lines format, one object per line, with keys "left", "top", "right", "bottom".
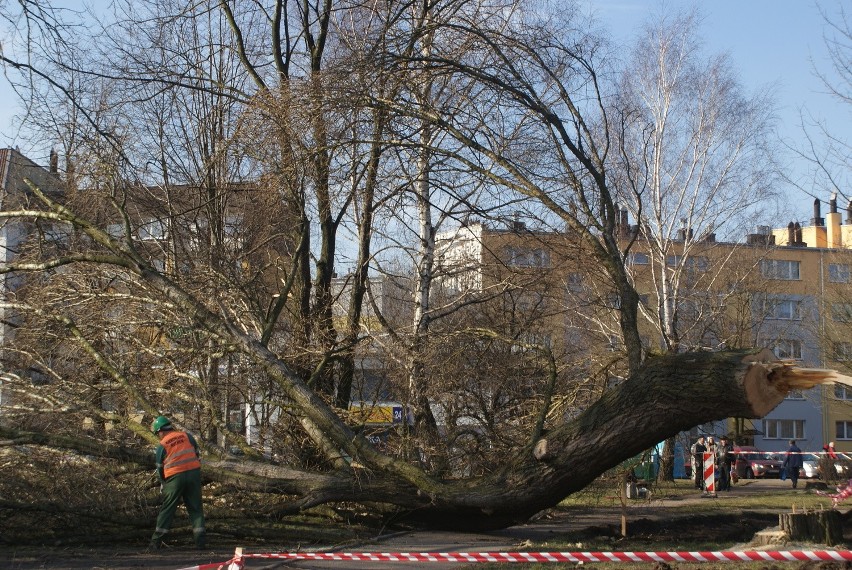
{"left": 351, "top": 404, "right": 404, "bottom": 425}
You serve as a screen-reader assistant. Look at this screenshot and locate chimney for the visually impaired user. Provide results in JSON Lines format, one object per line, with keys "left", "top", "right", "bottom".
{"left": 49, "top": 148, "right": 58, "bottom": 173}
{"left": 827, "top": 192, "right": 842, "bottom": 248}
{"left": 747, "top": 228, "right": 772, "bottom": 246}
{"left": 66, "top": 155, "right": 75, "bottom": 181}
{"left": 618, "top": 208, "right": 630, "bottom": 236}
{"left": 812, "top": 198, "right": 824, "bottom": 226}
{"left": 511, "top": 211, "right": 525, "bottom": 232}
{"left": 787, "top": 222, "right": 795, "bottom": 246}
{"left": 795, "top": 222, "right": 802, "bottom": 244}
{"left": 847, "top": 200, "right": 852, "bottom": 224}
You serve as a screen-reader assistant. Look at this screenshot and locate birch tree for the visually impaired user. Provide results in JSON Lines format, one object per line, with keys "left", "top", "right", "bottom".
{"left": 611, "top": 9, "right": 779, "bottom": 479}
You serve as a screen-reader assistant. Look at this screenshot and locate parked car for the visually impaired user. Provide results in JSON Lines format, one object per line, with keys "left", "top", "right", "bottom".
{"left": 733, "top": 446, "right": 783, "bottom": 479}
{"left": 831, "top": 452, "right": 852, "bottom": 479}
{"left": 812, "top": 452, "right": 852, "bottom": 480}
{"left": 800, "top": 453, "right": 820, "bottom": 478}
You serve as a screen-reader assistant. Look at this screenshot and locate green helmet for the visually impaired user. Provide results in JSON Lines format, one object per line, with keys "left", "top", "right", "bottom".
{"left": 151, "top": 415, "right": 171, "bottom": 433}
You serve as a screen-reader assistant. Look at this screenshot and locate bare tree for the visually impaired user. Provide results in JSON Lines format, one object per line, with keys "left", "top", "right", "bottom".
{"left": 615, "top": 9, "right": 778, "bottom": 353}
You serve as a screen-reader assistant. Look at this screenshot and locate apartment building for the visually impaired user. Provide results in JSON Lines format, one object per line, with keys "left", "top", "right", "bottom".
{"left": 434, "top": 203, "right": 852, "bottom": 455}
{"left": 0, "top": 148, "right": 307, "bottom": 442}
{"left": 0, "top": 148, "right": 65, "bottom": 342}
{"left": 0, "top": 149, "right": 65, "bottom": 408}
{"left": 770, "top": 197, "right": 852, "bottom": 454}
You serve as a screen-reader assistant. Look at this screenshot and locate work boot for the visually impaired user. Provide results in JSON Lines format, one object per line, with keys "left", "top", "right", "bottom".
{"left": 146, "top": 538, "right": 162, "bottom": 552}
{"left": 194, "top": 530, "right": 206, "bottom": 550}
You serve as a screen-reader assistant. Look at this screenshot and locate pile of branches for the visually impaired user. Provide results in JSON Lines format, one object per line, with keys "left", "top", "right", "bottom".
{"left": 0, "top": 442, "right": 379, "bottom": 547}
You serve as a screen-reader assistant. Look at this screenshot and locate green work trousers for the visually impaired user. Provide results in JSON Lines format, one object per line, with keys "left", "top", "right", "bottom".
{"left": 151, "top": 468, "right": 205, "bottom": 546}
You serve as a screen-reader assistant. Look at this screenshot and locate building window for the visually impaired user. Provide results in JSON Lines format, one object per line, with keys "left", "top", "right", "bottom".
{"left": 834, "top": 342, "right": 852, "bottom": 362}
{"left": 829, "top": 263, "right": 851, "bottom": 283}
{"left": 506, "top": 246, "right": 550, "bottom": 268}
{"left": 772, "top": 339, "right": 802, "bottom": 360}
{"left": 512, "top": 332, "right": 552, "bottom": 353}
{"left": 566, "top": 273, "right": 583, "bottom": 288}
{"left": 785, "top": 390, "right": 805, "bottom": 400}
{"left": 606, "top": 292, "right": 621, "bottom": 309}
{"left": 666, "top": 255, "right": 710, "bottom": 273}
{"left": 607, "top": 335, "right": 622, "bottom": 352}
{"left": 43, "top": 222, "right": 72, "bottom": 244}
{"left": 837, "top": 421, "right": 852, "bottom": 440}
{"left": 516, "top": 291, "right": 545, "bottom": 312}
{"left": 832, "top": 303, "right": 852, "bottom": 322}
{"left": 106, "top": 223, "right": 125, "bottom": 238}
{"left": 764, "top": 419, "right": 804, "bottom": 440}
{"left": 834, "top": 385, "right": 852, "bottom": 400}
{"left": 761, "top": 259, "right": 800, "bottom": 280}
{"left": 628, "top": 252, "right": 650, "bottom": 265}
{"left": 139, "top": 219, "right": 167, "bottom": 241}
{"left": 765, "top": 299, "right": 801, "bottom": 320}
{"left": 224, "top": 214, "right": 243, "bottom": 237}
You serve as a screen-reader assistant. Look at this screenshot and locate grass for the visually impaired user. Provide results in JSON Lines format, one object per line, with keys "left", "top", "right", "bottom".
{"left": 562, "top": 478, "right": 831, "bottom": 510}
{"left": 472, "top": 478, "right": 849, "bottom": 569}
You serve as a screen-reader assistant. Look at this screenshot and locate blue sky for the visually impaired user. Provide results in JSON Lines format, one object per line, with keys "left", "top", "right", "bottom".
{"left": 0, "top": 0, "right": 848, "bottom": 221}
{"left": 588, "top": 0, "right": 850, "bottom": 218}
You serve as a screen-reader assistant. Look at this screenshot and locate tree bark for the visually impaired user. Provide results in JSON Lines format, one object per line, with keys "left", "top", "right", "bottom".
{"left": 779, "top": 510, "right": 843, "bottom": 546}
{"left": 657, "top": 436, "right": 676, "bottom": 482}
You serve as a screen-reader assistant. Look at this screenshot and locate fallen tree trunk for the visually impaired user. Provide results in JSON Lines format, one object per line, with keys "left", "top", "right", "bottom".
{"left": 180, "top": 348, "right": 832, "bottom": 529}
{"left": 394, "top": 348, "right": 799, "bottom": 529}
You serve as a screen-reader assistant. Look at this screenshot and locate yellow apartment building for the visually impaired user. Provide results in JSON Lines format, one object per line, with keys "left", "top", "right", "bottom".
{"left": 771, "top": 197, "right": 852, "bottom": 455}
{"left": 436, "top": 200, "right": 852, "bottom": 456}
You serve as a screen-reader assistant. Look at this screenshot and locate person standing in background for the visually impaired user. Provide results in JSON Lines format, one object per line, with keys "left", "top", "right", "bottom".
{"left": 783, "top": 439, "right": 804, "bottom": 489}
{"left": 716, "top": 436, "right": 734, "bottom": 491}
{"left": 691, "top": 436, "right": 707, "bottom": 489}
{"left": 821, "top": 442, "right": 838, "bottom": 484}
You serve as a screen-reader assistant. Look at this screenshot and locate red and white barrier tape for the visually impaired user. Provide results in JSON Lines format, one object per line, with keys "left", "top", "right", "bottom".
{"left": 188, "top": 549, "right": 852, "bottom": 568}
{"left": 699, "top": 451, "right": 838, "bottom": 456}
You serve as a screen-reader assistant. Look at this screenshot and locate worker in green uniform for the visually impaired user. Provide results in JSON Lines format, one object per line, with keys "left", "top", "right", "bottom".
{"left": 149, "top": 415, "right": 206, "bottom": 550}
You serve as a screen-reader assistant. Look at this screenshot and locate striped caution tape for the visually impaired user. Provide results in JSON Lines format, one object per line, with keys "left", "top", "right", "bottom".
{"left": 195, "top": 549, "right": 852, "bottom": 568}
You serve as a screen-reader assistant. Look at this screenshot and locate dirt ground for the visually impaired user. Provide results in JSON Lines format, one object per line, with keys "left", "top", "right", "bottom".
{"left": 2, "top": 479, "right": 850, "bottom": 570}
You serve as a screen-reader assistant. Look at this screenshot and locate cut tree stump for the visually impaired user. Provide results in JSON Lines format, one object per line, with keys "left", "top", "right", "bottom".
{"left": 778, "top": 510, "right": 842, "bottom": 546}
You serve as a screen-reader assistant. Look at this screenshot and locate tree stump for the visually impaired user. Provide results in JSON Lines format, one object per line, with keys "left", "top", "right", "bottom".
{"left": 778, "top": 510, "right": 842, "bottom": 546}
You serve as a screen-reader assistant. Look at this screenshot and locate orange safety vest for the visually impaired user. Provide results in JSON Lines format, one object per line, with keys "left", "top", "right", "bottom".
{"left": 161, "top": 431, "right": 201, "bottom": 479}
